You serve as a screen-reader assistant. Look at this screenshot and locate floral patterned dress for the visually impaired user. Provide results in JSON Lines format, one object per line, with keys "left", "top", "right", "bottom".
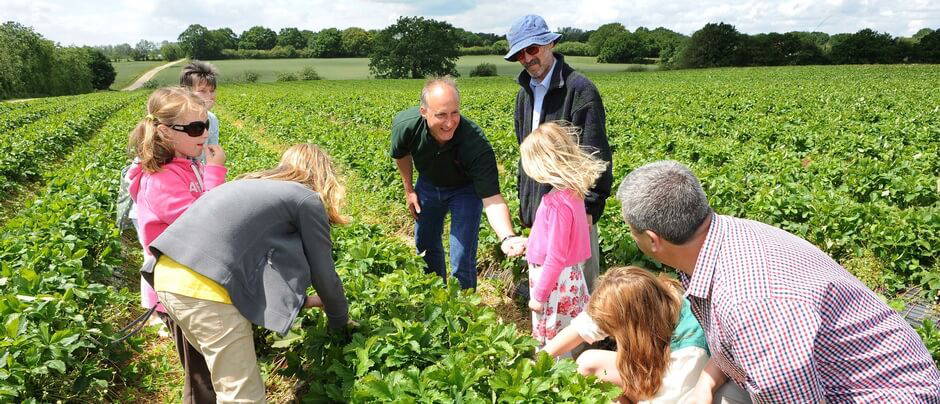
{"left": 529, "top": 261, "right": 591, "bottom": 356}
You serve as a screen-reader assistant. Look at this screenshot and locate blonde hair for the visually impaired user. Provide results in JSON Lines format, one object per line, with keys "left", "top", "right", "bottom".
{"left": 520, "top": 121, "right": 608, "bottom": 198}
{"left": 128, "top": 87, "right": 206, "bottom": 173}
{"left": 238, "top": 143, "right": 350, "bottom": 225}
{"left": 587, "top": 266, "right": 683, "bottom": 402}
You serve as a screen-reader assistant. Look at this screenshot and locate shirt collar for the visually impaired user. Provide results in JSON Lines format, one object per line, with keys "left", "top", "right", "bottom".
{"left": 685, "top": 213, "right": 725, "bottom": 300}
{"left": 529, "top": 59, "right": 556, "bottom": 89}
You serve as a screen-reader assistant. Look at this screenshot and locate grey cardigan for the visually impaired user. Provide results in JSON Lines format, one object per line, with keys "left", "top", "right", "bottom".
{"left": 144, "top": 179, "right": 349, "bottom": 335}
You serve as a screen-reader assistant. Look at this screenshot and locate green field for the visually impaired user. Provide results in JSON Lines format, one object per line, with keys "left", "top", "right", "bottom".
{"left": 143, "top": 55, "right": 656, "bottom": 85}
{"left": 1, "top": 65, "right": 937, "bottom": 401}
{"left": 110, "top": 60, "right": 167, "bottom": 90}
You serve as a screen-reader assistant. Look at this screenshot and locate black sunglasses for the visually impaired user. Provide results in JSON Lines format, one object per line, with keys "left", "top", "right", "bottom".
{"left": 163, "top": 120, "right": 210, "bottom": 137}
{"left": 512, "top": 44, "right": 541, "bottom": 61}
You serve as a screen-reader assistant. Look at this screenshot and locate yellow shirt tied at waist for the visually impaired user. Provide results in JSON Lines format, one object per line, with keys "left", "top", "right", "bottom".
{"left": 154, "top": 255, "right": 232, "bottom": 304}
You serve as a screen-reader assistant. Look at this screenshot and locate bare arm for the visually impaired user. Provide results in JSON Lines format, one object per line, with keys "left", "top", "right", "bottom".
{"left": 394, "top": 155, "right": 421, "bottom": 219}
{"left": 482, "top": 193, "right": 526, "bottom": 256}
{"left": 542, "top": 324, "right": 586, "bottom": 358}
{"left": 684, "top": 358, "right": 727, "bottom": 404}
{"left": 394, "top": 155, "right": 416, "bottom": 193}
{"left": 482, "top": 193, "right": 514, "bottom": 241}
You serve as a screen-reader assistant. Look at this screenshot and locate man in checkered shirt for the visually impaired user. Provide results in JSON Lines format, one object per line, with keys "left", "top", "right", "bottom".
{"left": 616, "top": 160, "right": 940, "bottom": 403}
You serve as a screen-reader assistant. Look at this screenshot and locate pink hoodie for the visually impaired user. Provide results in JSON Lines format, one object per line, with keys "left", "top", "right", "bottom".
{"left": 128, "top": 157, "right": 227, "bottom": 311}
{"left": 525, "top": 189, "right": 592, "bottom": 302}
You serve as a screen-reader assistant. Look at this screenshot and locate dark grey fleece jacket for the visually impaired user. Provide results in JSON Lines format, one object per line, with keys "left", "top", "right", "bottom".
{"left": 514, "top": 53, "right": 613, "bottom": 228}
{"left": 143, "top": 179, "right": 348, "bottom": 335}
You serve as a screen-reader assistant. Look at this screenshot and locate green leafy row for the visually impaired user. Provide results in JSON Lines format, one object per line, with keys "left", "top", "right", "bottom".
{"left": 0, "top": 92, "right": 136, "bottom": 194}
{"left": 0, "top": 96, "right": 82, "bottom": 136}
{"left": 0, "top": 98, "right": 150, "bottom": 402}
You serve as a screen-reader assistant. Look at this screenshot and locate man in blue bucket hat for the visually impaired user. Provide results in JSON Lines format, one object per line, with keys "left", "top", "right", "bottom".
{"left": 506, "top": 15, "right": 613, "bottom": 294}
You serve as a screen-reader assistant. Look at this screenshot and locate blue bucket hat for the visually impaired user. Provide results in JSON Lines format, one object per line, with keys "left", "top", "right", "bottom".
{"left": 504, "top": 15, "right": 562, "bottom": 61}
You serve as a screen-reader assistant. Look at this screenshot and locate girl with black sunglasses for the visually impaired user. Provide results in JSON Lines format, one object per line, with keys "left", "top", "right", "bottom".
{"left": 126, "top": 86, "right": 228, "bottom": 403}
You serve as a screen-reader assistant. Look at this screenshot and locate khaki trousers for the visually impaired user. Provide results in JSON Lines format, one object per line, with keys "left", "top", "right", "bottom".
{"left": 157, "top": 291, "right": 266, "bottom": 403}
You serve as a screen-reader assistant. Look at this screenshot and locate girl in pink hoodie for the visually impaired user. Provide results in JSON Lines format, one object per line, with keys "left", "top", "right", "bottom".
{"left": 520, "top": 122, "right": 608, "bottom": 354}
{"left": 127, "top": 87, "right": 227, "bottom": 403}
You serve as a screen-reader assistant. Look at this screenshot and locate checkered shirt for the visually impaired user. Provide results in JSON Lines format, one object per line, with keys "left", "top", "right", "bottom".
{"left": 680, "top": 214, "right": 940, "bottom": 403}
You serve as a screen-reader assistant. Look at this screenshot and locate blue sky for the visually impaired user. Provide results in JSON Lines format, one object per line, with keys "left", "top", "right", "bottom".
{"left": 0, "top": 0, "right": 936, "bottom": 46}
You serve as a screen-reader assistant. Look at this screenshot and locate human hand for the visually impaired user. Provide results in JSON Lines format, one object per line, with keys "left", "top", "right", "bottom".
{"left": 528, "top": 298, "right": 544, "bottom": 313}
{"left": 205, "top": 144, "right": 226, "bottom": 166}
{"left": 303, "top": 294, "right": 324, "bottom": 309}
{"left": 501, "top": 236, "right": 526, "bottom": 257}
{"left": 405, "top": 190, "right": 421, "bottom": 220}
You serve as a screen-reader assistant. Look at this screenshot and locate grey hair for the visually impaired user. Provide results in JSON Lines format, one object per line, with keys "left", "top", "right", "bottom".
{"left": 616, "top": 160, "right": 712, "bottom": 244}
{"left": 420, "top": 76, "right": 460, "bottom": 108}
{"left": 180, "top": 60, "right": 219, "bottom": 89}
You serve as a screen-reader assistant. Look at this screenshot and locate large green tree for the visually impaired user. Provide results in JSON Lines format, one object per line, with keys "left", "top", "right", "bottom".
{"left": 211, "top": 28, "right": 238, "bottom": 50}
{"left": 278, "top": 27, "right": 307, "bottom": 49}
{"left": 239, "top": 26, "right": 277, "bottom": 50}
{"left": 178, "top": 24, "right": 225, "bottom": 59}
{"left": 160, "top": 42, "right": 184, "bottom": 61}
{"left": 587, "top": 23, "right": 627, "bottom": 54}
{"left": 309, "top": 28, "right": 343, "bottom": 57}
{"left": 369, "top": 16, "right": 460, "bottom": 79}
{"left": 558, "top": 27, "right": 590, "bottom": 43}
{"left": 341, "top": 27, "right": 373, "bottom": 57}
{"left": 916, "top": 28, "right": 940, "bottom": 62}
{"left": 86, "top": 48, "right": 116, "bottom": 89}
{"left": 830, "top": 28, "right": 903, "bottom": 64}
{"left": 677, "top": 22, "right": 747, "bottom": 68}
{"left": 597, "top": 31, "right": 648, "bottom": 63}
{"left": 133, "top": 40, "right": 156, "bottom": 60}
{"left": 0, "top": 21, "right": 55, "bottom": 98}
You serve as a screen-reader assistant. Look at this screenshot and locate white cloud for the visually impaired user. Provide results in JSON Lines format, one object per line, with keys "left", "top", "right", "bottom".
{"left": 0, "top": 0, "right": 935, "bottom": 45}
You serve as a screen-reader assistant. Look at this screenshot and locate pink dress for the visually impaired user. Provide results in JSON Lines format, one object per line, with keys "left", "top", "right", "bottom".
{"left": 525, "top": 189, "right": 592, "bottom": 351}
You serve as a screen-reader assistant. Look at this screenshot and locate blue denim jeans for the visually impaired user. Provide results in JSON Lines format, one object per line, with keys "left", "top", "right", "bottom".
{"left": 414, "top": 177, "right": 483, "bottom": 289}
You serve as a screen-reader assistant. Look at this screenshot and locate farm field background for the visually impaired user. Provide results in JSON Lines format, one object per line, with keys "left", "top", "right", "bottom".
{"left": 110, "top": 61, "right": 167, "bottom": 90}
{"left": 140, "top": 55, "right": 655, "bottom": 85}
{"left": 0, "top": 64, "right": 938, "bottom": 401}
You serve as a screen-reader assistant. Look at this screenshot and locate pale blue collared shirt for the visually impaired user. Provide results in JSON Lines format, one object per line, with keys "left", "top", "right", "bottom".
{"left": 529, "top": 59, "right": 556, "bottom": 133}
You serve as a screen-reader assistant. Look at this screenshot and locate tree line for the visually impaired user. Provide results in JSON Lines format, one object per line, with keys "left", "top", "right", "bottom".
{"left": 2, "top": 17, "right": 938, "bottom": 98}
{"left": 104, "top": 19, "right": 938, "bottom": 70}
{"left": 1, "top": 22, "right": 115, "bottom": 100}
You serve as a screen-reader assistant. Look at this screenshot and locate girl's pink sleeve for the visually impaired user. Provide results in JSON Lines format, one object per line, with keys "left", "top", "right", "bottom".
{"left": 203, "top": 164, "right": 227, "bottom": 190}
{"left": 142, "top": 172, "right": 198, "bottom": 225}
{"left": 531, "top": 204, "right": 573, "bottom": 302}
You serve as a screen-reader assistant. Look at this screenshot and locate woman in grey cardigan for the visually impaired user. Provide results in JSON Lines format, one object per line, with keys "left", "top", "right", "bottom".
{"left": 144, "top": 144, "right": 350, "bottom": 402}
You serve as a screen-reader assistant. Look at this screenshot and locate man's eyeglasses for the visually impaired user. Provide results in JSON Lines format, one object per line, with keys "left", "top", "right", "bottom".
{"left": 513, "top": 44, "right": 541, "bottom": 61}
{"left": 162, "top": 120, "right": 210, "bottom": 137}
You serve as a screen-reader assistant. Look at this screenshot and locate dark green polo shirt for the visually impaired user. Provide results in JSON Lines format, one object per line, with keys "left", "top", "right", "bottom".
{"left": 390, "top": 107, "right": 500, "bottom": 199}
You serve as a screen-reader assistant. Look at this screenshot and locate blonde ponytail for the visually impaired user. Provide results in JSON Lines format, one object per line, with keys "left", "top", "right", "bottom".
{"left": 128, "top": 87, "right": 205, "bottom": 173}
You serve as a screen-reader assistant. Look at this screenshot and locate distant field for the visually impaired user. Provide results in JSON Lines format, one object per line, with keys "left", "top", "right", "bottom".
{"left": 143, "top": 55, "right": 656, "bottom": 85}
{"left": 110, "top": 60, "right": 165, "bottom": 89}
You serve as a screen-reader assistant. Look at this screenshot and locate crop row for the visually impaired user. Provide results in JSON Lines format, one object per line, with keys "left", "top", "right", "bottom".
{"left": 0, "top": 97, "right": 151, "bottom": 402}
{"left": 0, "top": 92, "right": 137, "bottom": 195}
{"left": 0, "top": 96, "right": 84, "bottom": 136}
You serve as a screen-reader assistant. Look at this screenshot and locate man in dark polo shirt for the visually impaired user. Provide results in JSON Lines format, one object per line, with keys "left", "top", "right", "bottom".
{"left": 390, "top": 77, "right": 523, "bottom": 290}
